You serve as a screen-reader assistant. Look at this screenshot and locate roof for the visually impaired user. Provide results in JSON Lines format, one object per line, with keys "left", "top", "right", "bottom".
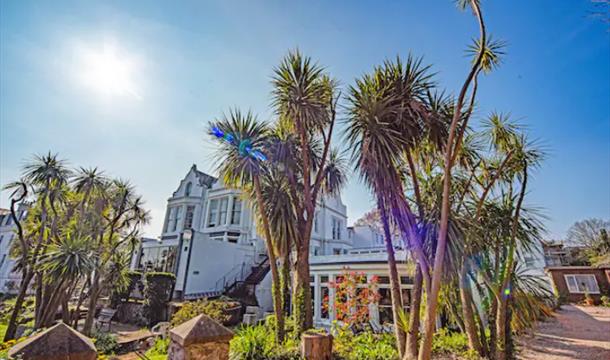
{"left": 545, "top": 265, "right": 610, "bottom": 271}
{"left": 0, "top": 208, "right": 9, "bottom": 215}
{"left": 169, "top": 314, "right": 234, "bottom": 346}
{"left": 8, "top": 322, "right": 96, "bottom": 359}
{"left": 192, "top": 164, "right": 217, "bottom": 188}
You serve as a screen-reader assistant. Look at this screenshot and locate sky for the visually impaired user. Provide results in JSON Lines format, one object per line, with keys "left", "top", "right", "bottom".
{"left": 1, "top": 0, "right": 608, "bottom": 240}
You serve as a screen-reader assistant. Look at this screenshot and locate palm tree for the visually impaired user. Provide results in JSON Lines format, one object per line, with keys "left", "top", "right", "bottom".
{"left": 271, "top": 50, "right": 339, "bottom": 331}
{"left": 37, "top": 232, "right": 94, "bottom": 327}
{"left": 419, "top": 1, "right": 490, "bottom": 357}
{"left": 208, "top": 110, "right": 288, "bottom": 342}
{"left": 346, "top": 56, "right": 437, "bottom": 359}
{"left": 2, "top": 180, "right": 29, "bottom": 341}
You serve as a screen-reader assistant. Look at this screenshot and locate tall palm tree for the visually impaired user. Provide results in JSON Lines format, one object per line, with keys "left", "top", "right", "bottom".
{"left": 208, "top": 110, "right": 288, "bottom": 342}
{"left": 346, "top": 56, "right": 437, "bottom": 359}
{"left": 420, "top": 1, "right": 489, "bottom": 357}
{"left": 271, "top": 50, "right": 339, "bottom": 331}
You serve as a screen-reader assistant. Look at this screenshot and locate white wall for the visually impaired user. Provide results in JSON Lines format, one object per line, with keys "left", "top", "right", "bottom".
{"left": 183, "top": 235, "right": 257, "bottom": 295}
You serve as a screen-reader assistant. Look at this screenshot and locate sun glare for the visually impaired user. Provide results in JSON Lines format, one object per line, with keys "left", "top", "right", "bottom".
{"left": 78, "top": 43, "right": 140, "bottom": 99}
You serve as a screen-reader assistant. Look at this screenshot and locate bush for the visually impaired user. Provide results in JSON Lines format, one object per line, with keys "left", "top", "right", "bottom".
{"left": 229, "top": 322, "right": 301, "bottom": 360}
{"left": 332, "top": 325, "right": 397, "bottom": 360}
{"left": 111, "top": 271, "right": 142, "bottom": 307}
{"left": 143, "top": 272, "right": 176, "bottom": 326}
{"left": 170, "top": 298, "right": 240, "bottom": 327}
{"left": 93, "top": 331, "right": 119, "bottom": 355}
{"left": 431, "top": 328, "right": 481, "bottom": 360}
{"left": 601, "top": 295, "right": 610, "bottom": 307}
{"left": 145, "top": 337, "right": 169, "bottom": 358}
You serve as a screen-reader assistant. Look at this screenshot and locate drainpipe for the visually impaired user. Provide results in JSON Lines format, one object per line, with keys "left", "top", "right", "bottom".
{"left": 181, "top": 229, "right": 194, "bottom": 297}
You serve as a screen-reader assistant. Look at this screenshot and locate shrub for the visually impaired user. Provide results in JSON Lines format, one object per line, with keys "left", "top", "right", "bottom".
{"left": 601, "top": 295, "right": 610, "bottom": 307}
{"left": 170, "top": 298, "right": 239, "bottom": 327}
{"left": 111, "top": 271, "right": 142, "bottom": 307}
{"left": 143, "top": 272, "right": 176, "bottom": 326}
{"left": 93, "top": 331, "right": 119, "bottom": 355}
{"left": 229, "top": 323, "right": 301, "bottom": 360}
{"left": 431, "top": 328, "right": 481, "bottom": 360}
{"left": 332, "top": 324, "right": 397, "bottom": 360}
{"left": 145, "top": 337, "right": 170, "bottom": 358}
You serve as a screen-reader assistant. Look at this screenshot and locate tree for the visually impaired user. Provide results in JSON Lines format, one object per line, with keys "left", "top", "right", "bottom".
{"left": 419, "top": 1, "right": 490, "bottom": 358}
{"left": 271, "top": 50, "right": 341, "bottom": 332}
{"left": 208, "top": 110, "right": 287, "bottom": 342}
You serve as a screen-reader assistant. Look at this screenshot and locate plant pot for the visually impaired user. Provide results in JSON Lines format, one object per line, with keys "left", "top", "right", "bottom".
{"left": 223, "top": 304, "right": 242, "bottom": 326}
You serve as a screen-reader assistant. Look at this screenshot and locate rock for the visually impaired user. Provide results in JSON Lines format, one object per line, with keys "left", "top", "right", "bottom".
{"left": 8, "top": 322, "right": 97, "bottom": 360}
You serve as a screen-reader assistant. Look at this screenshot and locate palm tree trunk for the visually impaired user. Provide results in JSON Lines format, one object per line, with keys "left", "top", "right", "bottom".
{"left": 459, "top": 262, "right": 482, "bottom": 354}
{"left": 379, "top": 201, "right": 406, "bottom": 358}
{"left": 4, "top": 270, "right": 34, "bottom": 341}
{"left": 83, "top": 272, "right": 101, "bottom": 336}
{"left": 293, "top": 241, "right": 312, "bottom": 334}
{"left": 404, "top": 264, "right": 423, "bottom": 360}
{"left": 280, "top": 252, "right": 291, "bottom": 317}
{"left": 253, "top": 176, "right": 285, "bottom": 343}
{"left": 419, "top": 2, "right": 486, "bottom": 358}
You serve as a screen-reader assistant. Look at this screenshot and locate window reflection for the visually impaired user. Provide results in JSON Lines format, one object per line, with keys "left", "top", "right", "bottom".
{"left": 138, "top": 246, "right": 178, "bottom": 273}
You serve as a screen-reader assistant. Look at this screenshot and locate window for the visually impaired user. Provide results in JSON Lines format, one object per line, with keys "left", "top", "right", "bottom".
{"left": 185, "top": 182, "right": 192, "bottom": 196}
{"left": 564, "top": 274, "right": 600, "bottom": 294}
{"left": 164, "top": 207, "right": 175, "bottom": 232}
{"left": 524, "top": 255, "right": 536, "bottom": 267}
{"left": 207, "top": 199, "right": 219, "bottom": 227}
{"left": 0, "top": 215, "right": 5, "bottom": 225}
{"left": 0, "top": 255, "right": 5, "bottom": 269}
{"left": 332, "top": 217, "right": 342, "bottom": 240}
{"left": 218, "top": 198, "right": 229, "bottom": 225}
{"left": 137, "top": 246, "right": 178, "bottom": 272}
{"left": 0, "top": 235, "right": 3, "bottom": 245}
{"left": 172, "top": 206, "right": 182, "bottom": 232}
{"left": 231, "top": 198, "right": 242, "bottom": 225}
{"left": 313, "top": 247, "right": 321, "bottom": 256}
{"left": 227, "top": 231, "right": 240, "bottom": 244}
{"left": 314, "top": 213, "right": 319, "bottom": 233}
{"left": 5, "top": 215, "right": 12, "bottom": 226}
{"left": 333, "top": 248, "right": 341, "bottom": 255}
{"left": 184, "top": 206, "right": 195, "bottom": 229}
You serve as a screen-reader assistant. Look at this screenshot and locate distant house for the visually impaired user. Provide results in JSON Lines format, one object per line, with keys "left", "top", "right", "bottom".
{"left": 0, "top": 205, "right": 28, "bottom": 294}
{"left": 545, "top": 266, "right": 610, "bottom": 303}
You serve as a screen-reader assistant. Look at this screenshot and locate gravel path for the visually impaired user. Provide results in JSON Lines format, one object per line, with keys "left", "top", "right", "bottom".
{"left": 517, "top": 304, "right": 610, "bottom": 360}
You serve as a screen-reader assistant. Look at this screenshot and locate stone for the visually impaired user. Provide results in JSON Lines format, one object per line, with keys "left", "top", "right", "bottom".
{"left": 168, "top": 314, "right": 234, "bottom": 360}
{"left": 8, "top": 322, "right": 97, "bottom": 360}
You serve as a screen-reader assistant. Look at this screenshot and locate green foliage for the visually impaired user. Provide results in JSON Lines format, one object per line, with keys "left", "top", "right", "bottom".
{"left": 0, "top": 296, "right": 35, "bottom": 326}
{"left": 110, "top": 270, "right": 142, "bottom": 307}
{"left": 332, "top": 325, "right": 398, "bottom": 360}
{"left": 93, "top": 331, "right": 119, "bottom": 355}
{"left": 143, "top": 272, "right": 176, "bottom": 326}
{"left": 145, "top": 337, "right": 170, "bottom": 358}
{"left": 431, "top": 328, "right": 482, "bottom": 360}
{"left": 601, "top": 295, "right": 610, "bottom": 307}
{"left": 170, "top": 298, "right": 238, "bottom": 327}
{"left": 229, "top": 324, "right": 301, "bottom": 360}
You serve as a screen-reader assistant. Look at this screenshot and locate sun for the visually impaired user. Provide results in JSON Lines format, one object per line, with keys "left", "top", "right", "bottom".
{"left": 78, "top": 43, "right": 140, "bottom": 99}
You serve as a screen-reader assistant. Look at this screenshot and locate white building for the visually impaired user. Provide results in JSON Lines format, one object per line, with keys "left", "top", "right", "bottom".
{"left": 131, "top": 165, "right": 352, "bottom": 304}
{"left": 0, "top": 205, "right": 27, "bottom": 294}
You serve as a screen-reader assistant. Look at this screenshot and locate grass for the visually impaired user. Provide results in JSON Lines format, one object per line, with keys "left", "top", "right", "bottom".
{"left": 0, "top": 323, "right": 7, "bottom": 340}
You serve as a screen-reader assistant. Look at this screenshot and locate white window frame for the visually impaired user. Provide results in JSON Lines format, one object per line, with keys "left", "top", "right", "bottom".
{"left": 564, "top": 274, "right": 600, "bottom": 294}
{"left": 207, "top": 199, "right": 219, "bottom": 228}
{"left": 218, "top": 197, "right": 229, "bottom": 226}
{"left": 231, "top": 198, "right": 242, "bottom": 225}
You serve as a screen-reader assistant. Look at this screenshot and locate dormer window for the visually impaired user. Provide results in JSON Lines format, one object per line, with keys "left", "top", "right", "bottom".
{"left": 185, "top": 182, "right": 192, "bottom": 196}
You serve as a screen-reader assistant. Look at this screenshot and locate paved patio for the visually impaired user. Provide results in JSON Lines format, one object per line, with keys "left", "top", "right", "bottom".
{"left": 517, "top": 304, "right": 610, "bottom": 360}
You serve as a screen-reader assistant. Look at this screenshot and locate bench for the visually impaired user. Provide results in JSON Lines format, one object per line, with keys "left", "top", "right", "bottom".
{"left": 95, "top": 308, "right": 117, "bottom": 332}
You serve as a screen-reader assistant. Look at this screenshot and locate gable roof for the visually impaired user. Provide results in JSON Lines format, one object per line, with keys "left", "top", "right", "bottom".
{"left": 8, "top": 322, "right": 96, "bottom": 359}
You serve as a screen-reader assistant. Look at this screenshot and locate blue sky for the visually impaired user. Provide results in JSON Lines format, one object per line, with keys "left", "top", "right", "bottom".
{"left": 1, "top": 0, "right": 608, "bottom": 239}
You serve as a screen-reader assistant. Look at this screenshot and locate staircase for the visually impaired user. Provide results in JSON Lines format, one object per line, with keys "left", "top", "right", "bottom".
{"left": 224, "top": 257, "right": 270, "bottom": 305}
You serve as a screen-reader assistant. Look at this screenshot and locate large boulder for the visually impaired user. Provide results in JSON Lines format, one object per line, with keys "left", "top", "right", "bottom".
{"left": 8, "top": 322, "right": 97, "bottom": 360}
